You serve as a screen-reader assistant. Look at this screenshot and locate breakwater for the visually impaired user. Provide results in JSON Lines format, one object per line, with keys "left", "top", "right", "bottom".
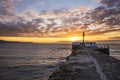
{"left": 48, "top": 48, "right": 120, "bottom": 80}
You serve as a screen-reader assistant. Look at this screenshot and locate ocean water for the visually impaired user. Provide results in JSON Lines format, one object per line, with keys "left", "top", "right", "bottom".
{"left": 109, "top": 44, "right": 120, "bottom": 60}
{"left": 0, "top": 43, "right": 71, "bottom": 80}
{"left": 0, "top": 43, "right": 119, "bottom": 80}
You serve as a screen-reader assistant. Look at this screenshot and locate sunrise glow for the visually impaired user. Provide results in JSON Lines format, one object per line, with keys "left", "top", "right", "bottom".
{"left": 69, "top": 37, "right": 80, "bottom": 42}
{"left": 0, "top": 0, "right": 119, "bottom": 44}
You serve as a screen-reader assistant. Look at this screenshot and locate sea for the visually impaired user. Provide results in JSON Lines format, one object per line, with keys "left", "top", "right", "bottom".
{"left": 0, "top": 43, "right": 120, "bottom": 80}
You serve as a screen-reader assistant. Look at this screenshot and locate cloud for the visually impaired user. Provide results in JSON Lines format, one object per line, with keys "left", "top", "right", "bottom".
{"left": 89, "top": 0, "right": 120, "bottom": 25}
{"left": 35, "top": 2, "right": 44, "bottom": 6}
{"left": 0, "top": 0, "right": 120, "bottom": 39}
{"left": 109, "top": 37, "right": 120, "bottom": 40}
{"left": 87, "top": 28, "right": 120, "bottom": 36}
{"left": 93, "top": 0, "right": 102, "bottom": 3}
{"left": 101, "top": 0, "right": 120, "bottom": 7}
{"left": 0, "top": 0, "right": 20, "bottom": 15}
{"left": 0, "top": 22, "right": 21, "bottom": 36}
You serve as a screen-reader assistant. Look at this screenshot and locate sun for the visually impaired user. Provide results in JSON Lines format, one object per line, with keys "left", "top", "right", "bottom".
{"left": 69, "top": 36, "right": 79, "bottom": 42}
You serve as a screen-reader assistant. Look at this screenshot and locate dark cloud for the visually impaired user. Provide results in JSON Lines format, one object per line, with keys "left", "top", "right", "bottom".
{"left": 0, "top": 17, "right": 45, "bottom": 37}
{"left": 101, "top": 0, "right": 120, "bottom": 7}
{"left": 89, "top": 0, "right": 120, "bottom": 25}
{"left": 105, "top": 17, "right": 120, "bottom": 25}
{"left": 0, "top": 22, "right": 21, "bottom": 36}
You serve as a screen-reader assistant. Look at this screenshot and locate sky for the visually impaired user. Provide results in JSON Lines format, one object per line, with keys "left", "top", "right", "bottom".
{"left": 0, "top": 0, "right": 120, "bottom": 43}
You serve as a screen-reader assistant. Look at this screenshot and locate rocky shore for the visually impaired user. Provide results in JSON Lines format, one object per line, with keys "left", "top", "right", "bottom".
{"left": 48, "top": 48, "right": 120, "bottom": 80}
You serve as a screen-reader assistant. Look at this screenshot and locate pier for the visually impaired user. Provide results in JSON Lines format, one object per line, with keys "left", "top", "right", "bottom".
{"left": 48, "top": 47, "right": 120, "bottom": 80}
{"left": 48, "top": 32, "right": 120, "bottom": 80}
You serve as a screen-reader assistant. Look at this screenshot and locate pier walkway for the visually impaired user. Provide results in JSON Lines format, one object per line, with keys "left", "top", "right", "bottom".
{"left": 49, "top": 48, "right": 120, "bottom": 80}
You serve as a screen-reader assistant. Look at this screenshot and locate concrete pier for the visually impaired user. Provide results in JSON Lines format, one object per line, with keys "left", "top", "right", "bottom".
{"left": 48, "top": 48, "right": 120, "bottom": 80}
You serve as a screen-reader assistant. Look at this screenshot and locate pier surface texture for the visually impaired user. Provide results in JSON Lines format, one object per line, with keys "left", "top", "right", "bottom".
{"left": 49, "top": 47, "right": 120, "bottom": 80}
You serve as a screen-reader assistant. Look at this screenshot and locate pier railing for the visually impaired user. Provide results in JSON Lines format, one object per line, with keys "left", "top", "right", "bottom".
{"left": 96, "top": 44, "right": 109, "bottom": 55}
{"left": 96, "top": 44, "right": 109, "bottom": 49}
